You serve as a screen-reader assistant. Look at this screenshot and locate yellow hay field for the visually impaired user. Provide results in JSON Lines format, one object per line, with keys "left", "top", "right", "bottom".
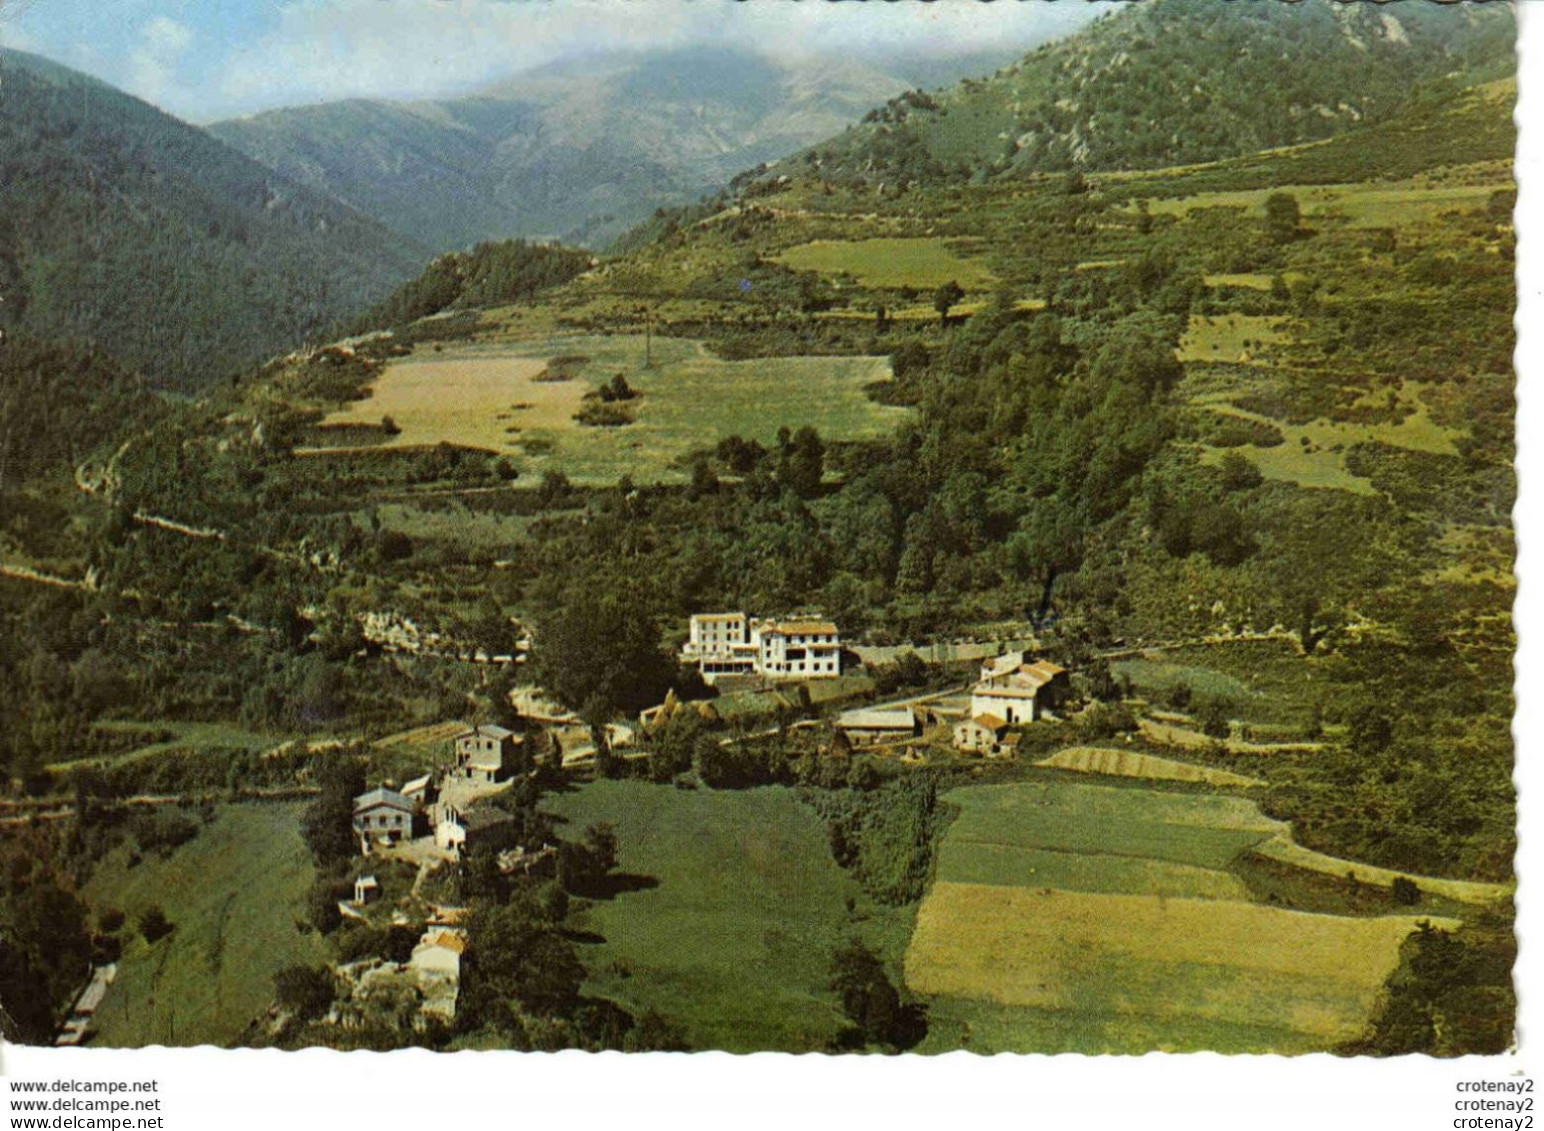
{"left": 1037, "top": 747, "right": 1265, "bottom": 789}
{"left": 905, "top": 882, "right": 1456, "bottom": 1042}
{"left": 317, "top": 355, "right": 579, "bottom": 451}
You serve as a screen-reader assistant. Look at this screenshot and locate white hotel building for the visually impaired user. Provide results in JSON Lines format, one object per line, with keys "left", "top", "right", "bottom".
{"left": 681, "top": 613, "right": 842, "bottom": 685}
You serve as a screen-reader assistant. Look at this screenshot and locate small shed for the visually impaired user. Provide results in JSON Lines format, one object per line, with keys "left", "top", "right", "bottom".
{"left": 354, "top": 875, "right": 382, "bottom": 905}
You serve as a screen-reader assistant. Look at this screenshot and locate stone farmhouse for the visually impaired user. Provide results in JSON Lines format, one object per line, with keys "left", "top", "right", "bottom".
{"left": 352, "top": 787, "right": 417, "bottom": 853}
{"left": 680, "top": 612, "right": 842, "bottom": 685}
{"left": 969, "top": 655, "right": 1071, "bottom": 725}
{"left": 953, "top": 714, "right": 1018, "bottom": 758}
{"left": 453, "top": 724, "right": 522, "bottom": 783}
{"left": 435, "top": 803, "right": 517, "bottom": 856}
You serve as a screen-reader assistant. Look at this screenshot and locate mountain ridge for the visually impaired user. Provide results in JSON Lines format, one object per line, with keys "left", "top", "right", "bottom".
{"left": 0, "top": 48, "right": 426, "bottom": 391}
{"left": 209, "top": 46, "right": 991, "bottom": 251}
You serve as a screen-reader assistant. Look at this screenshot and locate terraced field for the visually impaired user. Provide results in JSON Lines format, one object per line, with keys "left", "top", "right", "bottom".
{"left": 909, "top": 780, "right": 1455, "bottom": 1053}
{"left": 1189, "top": 382, "right": 1464, "bottom": 495}
{"left": 1138, "top": 169, "right": 1504, "bottom": 229}
{"left": 1036, "top": 747, "right": 1265, "bottom": 789}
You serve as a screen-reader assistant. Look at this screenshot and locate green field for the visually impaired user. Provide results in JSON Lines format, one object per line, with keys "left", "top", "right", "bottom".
{"left": 1139, "top": 171, "right": 1504, "bottom": 229}
{"left": 909, "top": 780, "right": 1446, "bottom": 1053}
{"left": 936, "top": 779, "right": 1282, "bottom": 880}
{"left": 548, "top": 780, "right": 912, "bottom": 1052}
{"left": 1192, "top": 392, "right": 1462, "bottom": 496}
{"left": 318, "top": 334, "right": 907, "bottom": 485}
{"left": 1177, "top": 314, "right": 1292, "bottom": 363}
{"left": 82, "top": 803, "right": 325, "bottom": 1047}
{"left": 774, "top": 237, "right": 995, "bottom": 290}
{"left": 1111, "top": 657, "right": 1257, "bottom": 704}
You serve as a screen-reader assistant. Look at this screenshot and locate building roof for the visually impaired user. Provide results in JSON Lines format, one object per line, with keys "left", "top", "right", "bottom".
{"left": 356, "top": 874, "right": 380, "bottom": 888}
{"left": 973, "top": 684, "right": 1042, "bottom": 700}
{"left": 417, "top": 929, "right": 467, "bottom": 956}
{"left": 401, "top": 774, "right": 433, "bottom": 795}
{"left": 692, "top": 612, "right": 746, "bottom": 622}
{"left": 353, "top": 786, "right": 414, "bottom": 813}
{"left": 460, "top": 807, "right": 516, "bottom": 832}
{"left": 981, "top": 652, "right": 1031, "bottom": 680}
{"left": 1022, "top": 660, "right": 1068, "bottom": 684}
{"left": 963, "top": 714, "right": 1007, "bottom": 732}
{"left": 838, "top": 708, "right": 917, "bottom": 730}
{"left": 457, "top": 723, "right": 515, "bottom": 741}
{"left": 770, "top": 619, "right": 838, "bottom": 636}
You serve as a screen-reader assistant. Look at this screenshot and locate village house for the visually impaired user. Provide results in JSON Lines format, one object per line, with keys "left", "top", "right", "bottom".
{"left": 453, "top": 723, "right": 522, "bottom": 783}
{"left": 401, "top": 774, "right": 437, "bottom": 809}
{"left": 435, "top": 803, "right": 517, "bottom": 856}
{"left": 352, "top": 787, "right": 417, "bottom": 853}
{"left": 334, "top": 925, "right": 466, "bottom": 1030}
{"left": 410, "top": 929, "right": 465, "bottom": 1022}
{"left": 836, "top": 707, "right": 921, "bottom": 747}
{"left": 969, "top": 657, "right": 1071, "bottom": 725}
{"left": 680, "top": 612, "right": 842, "bottom": 685}
{"left": 953, "top": 714, "right": 1018, "bottom": 758}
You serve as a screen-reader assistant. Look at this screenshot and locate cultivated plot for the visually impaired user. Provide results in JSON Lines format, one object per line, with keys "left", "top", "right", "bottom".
{"left": 908, "top": 780, "right": 1454, "bottom": 1052}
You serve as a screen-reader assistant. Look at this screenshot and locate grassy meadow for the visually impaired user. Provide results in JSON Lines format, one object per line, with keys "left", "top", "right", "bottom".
{"left": 81, "top": 803, "right": 324, "bottom": 1047}
{"left": 908, "top": 881, "right": 1453, "bottom": 1052}
{"left": 548, "top": 780, "right": 913, "bottom": 1052}
{"left": 315, "top": 334, "right": 906, "bottom": 484}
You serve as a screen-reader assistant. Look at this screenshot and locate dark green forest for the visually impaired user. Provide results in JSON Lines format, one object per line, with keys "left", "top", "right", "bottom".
{"left": 0, "top": 49, "right": 423, "bottom": 391}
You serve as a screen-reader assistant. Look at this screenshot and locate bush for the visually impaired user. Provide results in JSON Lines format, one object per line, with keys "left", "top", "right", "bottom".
{"left": 130, "top": 809, "right": 200, "bottom": 855}
{"left": 574, "top": 401, "right": 634, "bottom": 428}
{"left": 1196, "top": 697, "right": 1233, "bottom": 740}
{"left": 138, "top": 906, "right": 173, "bottom": 944}
{"left": 273, "top": 964, "right": 335, "bottom": 1020}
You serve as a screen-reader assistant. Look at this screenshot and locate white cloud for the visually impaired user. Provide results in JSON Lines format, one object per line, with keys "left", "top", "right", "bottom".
{"left": 0, "top": 0, "right": 44, "bottom": 51}
{"left": 125, "top": 14, "right": 194, "bottom": 107}
{"left": 212, "top": 0, "right": 1103, "bottom": 120}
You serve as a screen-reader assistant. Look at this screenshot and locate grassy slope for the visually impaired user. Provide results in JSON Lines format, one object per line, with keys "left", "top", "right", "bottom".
{"left": 548, "top": 780, "right": 913, "bottom": 1052}
{"left": 82, "top": 803, "right": 325, "bottom": 1047}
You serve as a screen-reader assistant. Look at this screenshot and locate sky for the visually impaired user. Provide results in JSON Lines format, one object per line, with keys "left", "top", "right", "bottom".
{"left": 0, "top": 0, "right": 1106, "bottom": 123}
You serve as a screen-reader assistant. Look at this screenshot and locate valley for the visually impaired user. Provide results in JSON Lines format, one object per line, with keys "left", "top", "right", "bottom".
{"left": 0, "top": 0, "right": 1517, "bottom": 1060}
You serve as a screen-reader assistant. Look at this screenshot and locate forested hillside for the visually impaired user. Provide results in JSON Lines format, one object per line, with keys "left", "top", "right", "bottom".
{"left": 775, "top": 0, "right": 1512, "bottom": 189}
{"left": 0, "top": 49, "right": 425, "bottom": 391}
{"left": 360, "top": 241, "right": 595, "bottom": 330}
